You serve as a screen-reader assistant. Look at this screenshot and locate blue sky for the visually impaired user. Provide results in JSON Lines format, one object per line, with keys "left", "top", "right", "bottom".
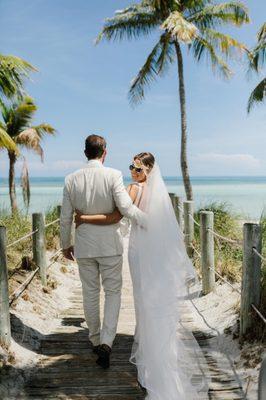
{"left": 0, "top": 0, "right": 265, "bottom": 177}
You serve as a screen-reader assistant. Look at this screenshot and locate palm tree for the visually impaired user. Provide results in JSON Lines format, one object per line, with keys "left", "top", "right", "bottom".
{"left": 0, "top": 54, "right": 36, "bottom": 99}
{"left": 0, "top": 96, "right": 56, "bottom": 213}
{"left": 0, "top": 54, "right": 36, "bottom": 153}
{"left": 248, "top": 22, "right": 266, "bottom": 112}
{"left": 97, "top": 0, "right": 249, "bottom": 200}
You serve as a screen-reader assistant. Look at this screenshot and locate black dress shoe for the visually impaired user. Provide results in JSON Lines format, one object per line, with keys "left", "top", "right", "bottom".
{"left": 92, "top": 345, "right": 101, "bottom": 355}
{"left": 96, "top": 344, "right": 111, "bottom": 369}
{"left": 137, "top": 380, "right": 147, "bottom": 394}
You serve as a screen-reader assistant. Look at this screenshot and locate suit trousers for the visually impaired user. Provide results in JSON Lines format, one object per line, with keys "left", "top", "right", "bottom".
{"left": 77, "top": 255, "right": 123, "bottom": 348}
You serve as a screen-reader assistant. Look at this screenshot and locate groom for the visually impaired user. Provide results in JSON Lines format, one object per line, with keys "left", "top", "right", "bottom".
{"left": 60, "top": 134, "right": 144, "bottom": 369}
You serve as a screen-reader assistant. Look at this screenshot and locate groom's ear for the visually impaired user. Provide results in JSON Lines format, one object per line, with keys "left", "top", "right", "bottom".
{"left": 102, "top": 149, "right": 107, "bottom": 163}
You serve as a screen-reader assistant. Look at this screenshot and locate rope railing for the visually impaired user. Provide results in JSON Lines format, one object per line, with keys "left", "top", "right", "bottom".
{"left": 44, "top": 218, "right": 60, "bottom": 228}
{"left": 188, "top": 213, "right": 201, "bottom": 227}
{"left": 251, "top": 304, "right": 266, "bottom": 325}
{"left": 0, "top": 207, "right": 64, "bottom": 345}
{"left": 174, "top": 196, "right": 266, "bottom": 334}
{"left": 190, "top": 243, "right": 201, "bottom": 258}
{"left": 6, "top": 228, "right": 39, "bottom": 249}
{"left": 9, "top": 248, "right": 64, "bottom": 305}
{"left": 207, "top": 227, "right": 243, "bottom": 247}
{"left": 47, "top": 248, "right": 63, "bottom": 270}
{"left": 6, "top": 216, "right": 60, "bottom": 249}
{"left": 208, "top": 266, "right": 242, "bottom": 295}
{"left": 253, "top": 247, "right": 266, "bottom": 264}
{"left": 9, "top": 267, "right": 39, "bottom": 306}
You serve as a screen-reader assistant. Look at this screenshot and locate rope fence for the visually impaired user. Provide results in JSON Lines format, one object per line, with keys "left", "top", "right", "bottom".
{"left": 207, "top": 228, "right": 243, "bottom": 247}
{"left": 6, "top": 229, "right": 38, "bottom": 249}
{"left": 0, "top": 207, "right": 62, "bottom": 346}
{"left": 169, "top": 195, "right": 266, "bottom": 332}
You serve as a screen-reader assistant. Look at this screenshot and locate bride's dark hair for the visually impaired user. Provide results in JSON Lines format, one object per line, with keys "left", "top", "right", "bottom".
{"left": 134, "top": 152, "right": 155, "bottom": 173}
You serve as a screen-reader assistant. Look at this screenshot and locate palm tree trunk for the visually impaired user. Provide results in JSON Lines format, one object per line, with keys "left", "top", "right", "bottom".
{"left": 174, "top": 41, "right": 193, "bottom": 201}
{"left": 8, "top": 150, "right": 18, "bottom": 213}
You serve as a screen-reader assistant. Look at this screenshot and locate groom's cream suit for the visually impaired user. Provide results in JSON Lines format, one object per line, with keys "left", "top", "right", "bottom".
{"left": 60, "top": 159, "right": 143, "bottom": 347}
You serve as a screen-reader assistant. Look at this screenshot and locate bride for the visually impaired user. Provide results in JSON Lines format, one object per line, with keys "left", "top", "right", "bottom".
{"left": 75, "top": 152, "right": 209, "bottom": 400}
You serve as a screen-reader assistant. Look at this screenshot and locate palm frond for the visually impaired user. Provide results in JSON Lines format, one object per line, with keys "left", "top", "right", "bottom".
{"left": 250, "top": 23, "right": 266, "bottom": 72}
{"left": 33, "top": 123, "right": 56, "bottom": 139}
{"left": 20, "top": 157, "right": 30, "bottom": 210}
{"left": 7, "top": 96, "right": 37, "bottom": 138}
{"left": 129, "top": 33, "right": 174, "bottom": 104}
{"left": 190, "top": 35, "right": 232, "bottom": 78}
{"left": 0, "top": 126, "right": 19, "bottom": 153}
{"left": 201, "top": 28, "right": 247, "bottom": 58}
{"left": 189, "top": 2, "right": 250, "bottom": 30}
{"left": 96, "top": 5, "right": 160, "bottom": 43}
{"left": 161, "top": 11, "right": 198, "bottom": 43}
{"left": 258, "top": 22, "right": 266, "bottom": 43}
{"left": 247, "top": 78, "right": 266, "bottom": 113}
{"left": 15, "top": 128, "right": 44, "bottom": 161}
{"left": 0, "top": 54, "right": 37, "bottom": 98}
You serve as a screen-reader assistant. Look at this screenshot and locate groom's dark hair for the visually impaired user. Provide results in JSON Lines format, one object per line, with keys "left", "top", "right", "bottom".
{"left": 85, "top": 134, "right": 106, "bottom": 160}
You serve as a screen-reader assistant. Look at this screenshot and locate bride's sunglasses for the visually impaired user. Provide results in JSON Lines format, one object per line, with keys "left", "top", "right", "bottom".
{"left": 129, "top": 164, "right": 143, "bottom": 173}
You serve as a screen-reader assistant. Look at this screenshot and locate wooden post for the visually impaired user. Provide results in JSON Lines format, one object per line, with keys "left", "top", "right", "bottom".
{"left": 258, "top": 357, "right": 266, "bottom": 400}
{"left": 183, "top": 201, "right": 194, "bottom": 258}
{"left": 200, "top": 211, "right": 215, "bottom": 294}
{"left": 57, "top": 205, "right": 61, "bottom": 218}
{"left": 169, "top": 193, "right": 176, "bottom": 209}
{"left": 240, "top": 223, "right": 262, "bottom": 338}
{"left": 32, "top": 213, "right": 47, "bottom": 287}
{"left": 0, "top": 226, "right": 11, "bottom": 346}
{"left": 169, "top": 193, "right": 178, "bottom": 221}
{"left": 176, "top": 196, "right": 183, "bottom": 232}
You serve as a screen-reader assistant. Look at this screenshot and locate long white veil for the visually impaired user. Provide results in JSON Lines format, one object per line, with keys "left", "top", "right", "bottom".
{"left": 129, "top": 163, "right": 210, "bottom": 400}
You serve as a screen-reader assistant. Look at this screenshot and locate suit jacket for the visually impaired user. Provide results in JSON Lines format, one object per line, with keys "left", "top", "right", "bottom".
{"left": 60, "top": 159, "right": 144, "bottom": 258}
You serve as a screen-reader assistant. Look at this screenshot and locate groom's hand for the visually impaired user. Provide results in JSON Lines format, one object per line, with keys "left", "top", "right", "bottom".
{"left": 62, "top": 246, "right": 75, "bottom": 261}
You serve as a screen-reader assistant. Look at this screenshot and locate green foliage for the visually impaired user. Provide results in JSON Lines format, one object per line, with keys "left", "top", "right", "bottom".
{"left": 193, "top": 201, "right": 243, "bottom": 282}
{"left": 0, "top": 54, "right": 36, "bottom": 99}
{"left": 0, "top": 207, "right": 60, "bottom": 273}
{"left": 0, "top": 209, "right": 32, "bottom": 274}
{"left": 45, "top": 206, "right": 60, "bottom": 249}
{"left": 248, "top": 22, "right": 266, "bottom": 112}
{"left": 0, "top": 96, "right": 56, "bottom": 209}
{"left": 97, "top": 0, "right": 249, "bottom": 104}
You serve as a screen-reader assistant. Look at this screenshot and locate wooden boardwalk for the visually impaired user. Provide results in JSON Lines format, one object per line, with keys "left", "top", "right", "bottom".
{"left": 18, "top": 249, "right": 245, "bottom": 399}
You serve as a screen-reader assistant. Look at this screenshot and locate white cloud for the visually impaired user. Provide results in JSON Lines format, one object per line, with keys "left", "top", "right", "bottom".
{"left": 193, "top": 153, "right": 261, "bottom": 169}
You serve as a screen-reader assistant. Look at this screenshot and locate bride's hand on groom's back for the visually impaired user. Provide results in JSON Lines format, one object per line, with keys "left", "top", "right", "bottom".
{"left": 74, "top": 209, "right": 83, "bottom": 228}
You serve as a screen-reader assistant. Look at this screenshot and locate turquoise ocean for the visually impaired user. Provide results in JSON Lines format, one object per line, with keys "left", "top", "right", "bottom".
{"left": 1, "top": 176, "right": 265, "bottom": 221}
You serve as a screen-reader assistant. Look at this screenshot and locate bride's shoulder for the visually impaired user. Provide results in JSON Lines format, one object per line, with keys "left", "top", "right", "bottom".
{"left": 127, "top": 183, "right": 142, "bottom": 202}
{"left": 127, "top": 182, "right": 142, "bottom": 191}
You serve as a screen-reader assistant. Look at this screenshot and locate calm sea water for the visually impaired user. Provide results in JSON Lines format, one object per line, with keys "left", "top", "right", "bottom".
{"left": 1, "top": 176, "right": 265, "bottom": 220}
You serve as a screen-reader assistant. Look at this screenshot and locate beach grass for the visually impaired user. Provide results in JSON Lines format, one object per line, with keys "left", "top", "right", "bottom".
{"left": 193, "top": 201, "right": 243, "bottom": 282}
{"left": 0, "top": 206, "right": 60, "bottom": 274}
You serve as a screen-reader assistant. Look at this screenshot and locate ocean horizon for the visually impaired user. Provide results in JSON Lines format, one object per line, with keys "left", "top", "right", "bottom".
{"left": 1, "top": 176, "right": 266, "bottom": 220}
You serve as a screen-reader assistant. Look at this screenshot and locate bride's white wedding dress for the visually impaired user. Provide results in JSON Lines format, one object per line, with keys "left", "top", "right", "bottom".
{"left": 125, "top": 164, "right": 209, "bottom": 400}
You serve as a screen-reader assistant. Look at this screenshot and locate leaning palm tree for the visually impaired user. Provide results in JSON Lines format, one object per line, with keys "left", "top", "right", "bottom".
{"left": 97, "top": 0, "right": 249, "bottom": 200}
{"left": 0, "top": 54, "right": 36, "bottom": 153}
{"left": 248, "top": 22, "right": 266, "bottom": 112}
{"left": 0, "top": 96, "right": 56, "bottom": 213}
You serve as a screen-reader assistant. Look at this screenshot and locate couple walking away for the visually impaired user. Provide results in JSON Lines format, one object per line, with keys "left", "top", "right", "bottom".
{"left": 60, "top": 134, "right": 209, "bottom": 400}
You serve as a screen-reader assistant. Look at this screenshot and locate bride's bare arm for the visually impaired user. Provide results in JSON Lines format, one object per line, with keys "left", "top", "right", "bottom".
{"left": 75, "top": 208, "right": 122, "bottom": 227}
